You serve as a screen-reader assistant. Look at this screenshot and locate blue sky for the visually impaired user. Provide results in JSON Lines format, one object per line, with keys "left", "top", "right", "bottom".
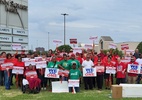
{"left": 28, "top": 0, "right": 142, "bottom": 50}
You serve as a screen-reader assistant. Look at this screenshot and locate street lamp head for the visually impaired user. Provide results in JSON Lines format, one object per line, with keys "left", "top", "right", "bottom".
{"left": 61, "top": 13, "right": 69, "bottom": 16}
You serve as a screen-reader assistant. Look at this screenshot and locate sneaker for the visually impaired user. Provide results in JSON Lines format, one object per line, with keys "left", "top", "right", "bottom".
{"left": 41, "top": 87, "right": 44, "bottom": 90}
{"left": 44, "top": 87, "right": 46, "bottom": 90}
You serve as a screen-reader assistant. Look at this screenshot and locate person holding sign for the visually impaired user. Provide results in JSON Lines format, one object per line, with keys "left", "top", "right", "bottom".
{"left": 0, "top": 52, "right": 6, "bottom": 86}
{"left": 104, "top": 56, "right": 115, "bottom": 90}
{"left": 3, "top": 53, "right": 14, "bottom": 90}
{"left": 58, "top": 54, "right": 70, "bottom": 81}
{"left": 127, "top": 56, "right": 139, "bottom": 84}
{"left": 14, "top": 56, "right": 25, "bottom": 88}
{"left": 136, "top": 54, "right": 142, "bottom": 84}
{"left": 69, "top": 63, "right": 82, "bottom": 92}
{"left": 95, "top": 58, "right": 104, "bottom": 91}
{"left": 115, "top": 57, "right": 126, "bottom": 85}
{"left": 82, "top": 54, "right": 94, "bottom": 90}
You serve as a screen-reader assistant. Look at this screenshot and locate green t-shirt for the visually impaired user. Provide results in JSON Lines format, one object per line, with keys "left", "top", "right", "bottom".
{"left": 59, "top": 60, "right": 70, "bottom": 70}
{"left": 68, "top": 59, "right": 81, "bottom": 69}
{"left": 47, "top": 61, "right": 59, "bottom": 69}
{"left": 69, "top": 69, "right": 82, "bottom": 80}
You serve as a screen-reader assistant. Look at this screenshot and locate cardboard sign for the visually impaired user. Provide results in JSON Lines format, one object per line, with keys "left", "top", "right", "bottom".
{"left": 89, "top": 36, "right": 98, "bottom": 41}
{"left": 95, "top": 66, "right": 105, "bottom": 72}
{"left": 83, "top": 68, "right": 96, "bottom": 77}
{"left": 12, "top": 43, "right": 21, "bottom": 50}
{"left": 12, "top": 66, "right": 24, "bottom": 74}
{"left": 45, "top": 68, "right": 59, "bottom": 78}
{"left": 24, "top": 59, "right": 36, "bottom": 66}
{"left": 68, "top": 79, "right": 79, "bottom": 87}
{"left": 22, "top": 58, "right": 30, "bottom": 62}
{"left": 35, "top": 57, "right": 42, "bottom": 62}
{"left": 25, "top": 71, "right": 37, "bottom": 78}
{"left": 127, "top": 64, "right": 140, "bottom": 74}
{"left": 53, "top": 40, "right": 62, "bottom": 45}
{"left": 0, "top": 58, "right": 5, "bottom": 64}
{"left": 58, "top": 70, "right": 69, "bottom": 77}
{"left": 35, "top": 61, "right": 47, "bottom": 69}
{"left": 70, "top": 39, "right": 77, "bottom": 44}
{"left": 126, "top": 50, "right": 135, "bottom": 55}
{"left": 52, "top": 81, "right": 69, "bottom": 93}
{"left": 109, "top": 43, "right": 117, "bottom": 49}
{"left": 121, "top": 44, "right": 129, "bottom": 50}
{"left": 73, "top": 47, "right": 82, "bottom": 54}
{"left": 84, "top": 44, "right": 93, "bottom": 49}
{"left": 106, "top": 66, "right": 116, "bottom": 74}
{"left": 1, "top": 62, "right": 13, "bottom": 70}
{"left": 121, "top": 59, "right": 130, "bottom": 63}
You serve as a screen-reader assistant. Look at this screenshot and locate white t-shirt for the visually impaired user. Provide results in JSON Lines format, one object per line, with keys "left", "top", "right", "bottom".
{"left": 136, "top": 58, "right": 142, "bottom": 66}
{"left": 82, "top": 60, "right": 94, "bottom": 68}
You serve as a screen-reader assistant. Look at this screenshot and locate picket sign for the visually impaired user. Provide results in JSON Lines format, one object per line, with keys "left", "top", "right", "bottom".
{"left": 58, "top": 69, "right": 69, "bottom": 77}
{"left": 24, "top": 59, "right": 36, "bottom": 66}
{"left": 121, "top": 59, "right": 130, "bottom": 63}
{"left": 46, "top": 57, "right": 51, "bottom": 62}
{"left": 35, "top": 61, "right": 47, "bottom": 69}
{"left": 52, "top": 81, "right": 69, "bottom": 93}
{"left": 127, "top": 64, "right": 140, "bottom": 74}
{"left": 1, "top": 62, "right": 14, "bottom": 70}
{"left": 35, "top": 57, "right": 42, "bottom": 62}
{"left": 22, "top": 58, "right": 30, "bottom": 62}
{"left": 109, "top": 43, "right": 117, "bottom": 49}
{"left": 95, "top": 66, "right": 105, "bottom": 72}
{"left": 12, "top": 43, "right": 21, "bottom": 50}
{"left": 53, "top": 40, "right": 62, "bottom": 45}
{"left": 12, "top": 66, "right": 24, "bottom": 74}
{"left": 126, "top": 50, "right": 135, "bottom": 55}
{"left": 84, "top": 44, "right": 93, "bottom": 49}
{"left": 105, "top": 66, "right": 116, "bottom": 74}
{"left": 89, "top": 36, "right": 98, "bottom": 41}
{"left": 0, "top": 58, "right": 5, "bottom": 64}
{"left": 121, "top": 44, "right": 129, "bottom": 50}
{"left": 68, "top": 79, "right": 79, "bottom": 87}
{"left": 45, "top": 68, "right": 59, "bottom": 78}
{"left": 83, "top": 68, "right": 96, "bottom": 77}
{"left": 73, "top": 47, "right": 82, "bottom": 54}
{"left": 25, "top": 70, "right": 37, "bottom": 78}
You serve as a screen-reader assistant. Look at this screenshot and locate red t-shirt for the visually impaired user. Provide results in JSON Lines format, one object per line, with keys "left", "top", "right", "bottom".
{"left": 93, "top": 56, "right": 98, "bottom": 65}
{"left": 126, "top": 62, "right": 138, "bottom": 77}
{"left": 115, "top": 62, "right": 126, "bottom": 78}
{"left": 15, "top": 61, "right": 25, "bottom": 68}
{"left": 76, "top": 56, "right": 83, "bottom": 64}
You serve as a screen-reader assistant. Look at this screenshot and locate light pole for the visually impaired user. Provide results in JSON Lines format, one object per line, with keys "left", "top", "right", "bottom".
{"left": 61, "top": 13, "right": 68, "bottom": 45}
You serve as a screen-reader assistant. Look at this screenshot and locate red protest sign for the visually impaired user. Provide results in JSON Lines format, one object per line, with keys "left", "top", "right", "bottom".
{"left": 121, "top": 44, "right": 129, "bottom": 50}
{"left": 1, "top": 62, "right": 14, "bottom": 70}
{"left": 70, "top": 39, "right": 77, "bottom": 44}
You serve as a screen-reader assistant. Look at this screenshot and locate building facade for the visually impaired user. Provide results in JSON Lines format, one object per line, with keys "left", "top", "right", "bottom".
{"left": 0, "top": 0, "right": 28, "bottom": 54}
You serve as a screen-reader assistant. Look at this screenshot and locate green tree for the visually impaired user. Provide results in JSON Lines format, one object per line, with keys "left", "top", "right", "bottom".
{"left": 56, "top": 45, "right": 72, "bottom": 53}
{"left": 137, "top": 42, "right": 142, "bottom": 54}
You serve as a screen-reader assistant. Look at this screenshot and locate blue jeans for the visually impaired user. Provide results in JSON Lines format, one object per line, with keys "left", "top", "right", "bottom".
{"left": 69, "top": 87, "right": 80, "bottom": 92}
{"left": 4, "top": 70, "right": 10, "bottom": 90}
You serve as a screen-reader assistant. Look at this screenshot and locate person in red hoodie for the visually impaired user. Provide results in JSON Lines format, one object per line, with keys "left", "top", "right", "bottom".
{"left": 76, "top": 52, "right": 83, "bottom": 64}
{"left": 126, "top": 56, "right": 138, "bottom": 84}
{"left": 15, "top": 56, "right": 25, "bottom": 88}
{"left": 104, "top": 56, "right": 115, "bottom": 89}
{"left": 115, "top": 57, "right": 126, "bottom": 84}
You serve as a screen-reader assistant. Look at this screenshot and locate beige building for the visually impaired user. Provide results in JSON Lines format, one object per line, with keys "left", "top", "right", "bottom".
{"left": 0, "top": 0, "right": 28, "bottom": 54}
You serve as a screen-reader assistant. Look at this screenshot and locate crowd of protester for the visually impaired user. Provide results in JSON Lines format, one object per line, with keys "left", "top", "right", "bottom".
{"left": 0, "top": 48, "right": 141, "bottom": 93}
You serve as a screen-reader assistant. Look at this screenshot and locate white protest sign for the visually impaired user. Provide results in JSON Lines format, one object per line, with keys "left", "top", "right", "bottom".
{"left": 1, "top": 62, "right": 13, "bottom": 70}
{"left": 12, "top": 66, "right": 24, "bottom": 74}
{"left": 35, "top": 61, "right": 47, "bottom": 69}
{"left": 89, "top": 36, "right": 98, "bottom": 41}
{"left": 58, "top": 69, "right": 69, "bottom": 77}
{"left": 0, "top": 58, "right": 5, "bottom": 64}
{"left": 52, "top": 81, "right": 69, "bottom": 93}
{"left": 95, "top": 66, "right": 105, "bottom": 72}
{"left": 84, "top": 44, "right": 93, "bottom": 49}
{"left": 121, "top": 59, "right": 130, "bottom": 63}
{"left": 24, "top": 59, "right": 35, "bottom": 66}
{"left": 109, "top": 43, "right": 117, "bottom": 49}
{"left": 25, "top": 71, "right": 37, "bottom": 78}
{"left": 68, "top": 80, "right": 79, "bottom": 87}
{"left": 127, "top": 64, "right": 140, "bottom": 74}
{"left": 106, "top": 66, "right": 116, "bottom": 74}
{"left": 53, "top": 40, "right": 62, "bottom": 45}
{"left": 22, "top": 58, "right": 30, "bottom": 62}
{"left": 35, "top": 57, "right": 42, "bottom": 62}
{"left": 83, "top": 68, "right": 96, "bottom": 77}
{"left": 12, "top": 44, "right": 21, "bottom": 50}
{"left": 45, "top": 68, "right": 59, "bottom": 78}
{"left": 73, "top": 47, "right": 82, "bottom": 54}
{"left": 126, "top": 50, "right": 135, "bottom": 55}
